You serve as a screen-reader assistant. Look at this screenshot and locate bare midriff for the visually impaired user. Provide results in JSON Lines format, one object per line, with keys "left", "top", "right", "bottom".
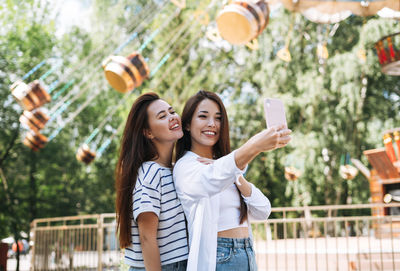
{"left": 217, "top": 226, "right": 249, "bottom": 238}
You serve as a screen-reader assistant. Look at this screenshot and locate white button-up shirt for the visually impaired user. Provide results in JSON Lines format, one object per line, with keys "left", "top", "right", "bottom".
{"left": 173, "top": 151, "right": 271, "bottom": 271}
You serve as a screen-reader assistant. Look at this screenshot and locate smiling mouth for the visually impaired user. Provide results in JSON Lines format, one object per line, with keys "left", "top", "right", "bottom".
{"left": 202, "top": 131, "right": 216, "bottom": 136}
{"left": 170, "top": 123, "right": 180, "bottom": 130}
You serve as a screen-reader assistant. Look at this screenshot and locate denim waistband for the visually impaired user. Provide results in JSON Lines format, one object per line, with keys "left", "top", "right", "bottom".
{"left": 217, "top": 237, "right": 253, "bottom": 248}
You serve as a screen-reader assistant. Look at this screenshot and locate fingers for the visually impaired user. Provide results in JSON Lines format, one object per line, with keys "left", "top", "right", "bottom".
{"left": 276, "top": 135, "right": 291, "bottom": 149}
{"left": 270, "top": 126, "right": 291, "bottom": 135}
{"left": 275, "top": 124, "right": 286, "bottom": 130}
{"left": 280, "top": 129, "right": 292, "bottom": 137}
{"left": 271, "top": 124, "right": 287, "bottom": 132}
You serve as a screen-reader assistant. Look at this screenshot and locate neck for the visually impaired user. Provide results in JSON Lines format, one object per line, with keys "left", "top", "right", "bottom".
{"left": 191, "top": 143, "right": 213, "bottom": 159}
{"left": 152, "top": 141, "right": 174, "bottom": 167}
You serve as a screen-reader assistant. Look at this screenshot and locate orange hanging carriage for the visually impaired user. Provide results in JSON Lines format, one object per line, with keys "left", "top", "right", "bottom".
{"left": 217, "top": 0, "right": 269, "bottom": 45}
{"left": 10, "top": 80, "right": 51, "bottom": 111}
{"left": 102, "top": 52, "right": 150, "bottom": 93}
{"left": 19, "top": 109, "right": 49, "bottom": 132}
{"left": 76, "top": 144, "right": 97, "bottom": 164}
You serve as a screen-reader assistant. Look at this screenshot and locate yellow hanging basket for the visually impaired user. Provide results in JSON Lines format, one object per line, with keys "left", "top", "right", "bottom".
{"left": 102, "top": 52, "right": 150, "bottom": 93}
{"left": 10, "top": 80, "right": 51, "bottom": 111}
{"left": 217, "top": 0, "right": 269, "bottom": 45}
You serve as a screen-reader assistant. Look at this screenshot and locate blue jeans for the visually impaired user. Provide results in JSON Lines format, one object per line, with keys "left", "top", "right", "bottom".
{"left": 129, "top": 259, "right": 187, "bottom": 271}
{"left": 216, "top": 237, "right": 257, "bottom": 271}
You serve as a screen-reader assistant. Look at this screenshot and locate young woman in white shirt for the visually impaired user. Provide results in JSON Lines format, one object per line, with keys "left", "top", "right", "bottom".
{"left": 173, "top": 90, "right": 291, "bottom": 271}
{"left": 115, "top": 92, "right": 189, "bottom": 271}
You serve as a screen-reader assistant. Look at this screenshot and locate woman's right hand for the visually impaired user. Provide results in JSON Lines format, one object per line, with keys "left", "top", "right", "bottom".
{"left": 248, "top": 125, "right": 291, "bottom": 153}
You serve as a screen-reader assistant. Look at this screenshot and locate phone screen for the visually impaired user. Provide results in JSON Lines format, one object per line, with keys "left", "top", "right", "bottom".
{"left": 264, "top": 98, "right": 287, "bottom": 129}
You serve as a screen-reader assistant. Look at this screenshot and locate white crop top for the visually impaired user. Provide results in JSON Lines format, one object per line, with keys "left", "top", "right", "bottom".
{"left": 218, "top": 183, "right": 248, "bottom": 231}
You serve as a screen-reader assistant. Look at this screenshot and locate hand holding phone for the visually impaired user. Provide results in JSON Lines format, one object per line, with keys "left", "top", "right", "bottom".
{"left": 264, "top": 98, "right": 287, "bottom": 129}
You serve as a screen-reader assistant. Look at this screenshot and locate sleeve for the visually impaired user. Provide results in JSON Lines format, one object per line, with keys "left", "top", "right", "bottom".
{"left": 132, "top": 165, "right": 162, "bottom": 221}
{"left": 243, "top": 183, "right": 271, "bottom": 221}
{"left": 173, "top": 151, "right": 246, "bottom": 200}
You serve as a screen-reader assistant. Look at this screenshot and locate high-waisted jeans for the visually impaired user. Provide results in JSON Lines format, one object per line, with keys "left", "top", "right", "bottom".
{"left": 216, "top": 237, "right": 257, "bottom": 271}
{"left": 129, "top": 259, "right": 187, "bottom": 271}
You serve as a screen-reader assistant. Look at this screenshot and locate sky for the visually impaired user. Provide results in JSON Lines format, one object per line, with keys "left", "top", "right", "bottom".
{"left": 55, "top": 0, "right": 92, "bottom": 37}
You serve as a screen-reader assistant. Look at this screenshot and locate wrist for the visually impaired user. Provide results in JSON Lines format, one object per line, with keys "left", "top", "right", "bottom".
{"left": 235, "top": 143, "right": 259, "bottom": 169}
{"left": 242, "top": 139, "right": 261, "bottom": 158}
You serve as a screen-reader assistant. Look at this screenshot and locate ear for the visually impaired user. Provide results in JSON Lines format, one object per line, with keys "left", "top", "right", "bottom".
{"left": 144, "top": 129, "right": 154, "bottom": 140}
{"left": 185, "top": 124, "right": 190, "bottom": 132}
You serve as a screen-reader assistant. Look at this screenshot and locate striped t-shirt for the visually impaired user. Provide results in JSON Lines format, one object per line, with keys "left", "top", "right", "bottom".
{"left": 124, "top": 161, "right": 189, "bottom": 267}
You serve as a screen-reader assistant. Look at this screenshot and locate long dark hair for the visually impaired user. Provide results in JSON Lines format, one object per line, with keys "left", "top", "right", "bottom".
{"left": 115, "top": 92, "right": 160, "bottom": 248}
{"left": 176, "top": 90, "right": 247, "bottom": 223}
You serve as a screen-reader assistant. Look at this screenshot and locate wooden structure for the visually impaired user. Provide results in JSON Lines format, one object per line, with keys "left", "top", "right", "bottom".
{"left": 362, "top": 145, "right": 400, "bottom": 238}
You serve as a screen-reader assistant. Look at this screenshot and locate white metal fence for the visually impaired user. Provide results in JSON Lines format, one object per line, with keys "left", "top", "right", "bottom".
{"left": 252, "top": 203, "right": 400, "bottom": 271}
{"left": 31, "top": 214, "right": 119, "bottom": 271}
{"left": 30, "top": 203, "right": 400, "bottom": 270}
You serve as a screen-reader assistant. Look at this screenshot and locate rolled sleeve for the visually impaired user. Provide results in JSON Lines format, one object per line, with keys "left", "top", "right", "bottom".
{"left": 243, "top": 183, "right": 271, "bottom": 221}
{"left": 174, "top": 151, "right": 247, "bottom": 200}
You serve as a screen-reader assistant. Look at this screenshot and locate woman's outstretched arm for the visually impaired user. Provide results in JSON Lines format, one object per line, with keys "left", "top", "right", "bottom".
{"left": 235, "top": 125, "right": 291, "bottom": 170}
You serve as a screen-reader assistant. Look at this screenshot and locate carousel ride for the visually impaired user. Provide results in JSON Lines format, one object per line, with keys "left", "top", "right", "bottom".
{"left": 7, "top": 0, "right": 400, "bottom": 171}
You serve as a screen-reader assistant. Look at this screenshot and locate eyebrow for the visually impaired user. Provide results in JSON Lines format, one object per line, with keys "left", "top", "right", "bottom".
{"left": 156, "top": 107, "right": 173, "bottom": 117}
{"left": 198, "top": 110, "right": 221, "bottom": 115}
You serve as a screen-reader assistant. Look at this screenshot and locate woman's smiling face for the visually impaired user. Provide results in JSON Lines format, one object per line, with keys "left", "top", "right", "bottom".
{"left": 189, "top": 98, "right": 221, "bottom": 153}
{"left": 146, "top": 99, "right": 183, "bottom": 143}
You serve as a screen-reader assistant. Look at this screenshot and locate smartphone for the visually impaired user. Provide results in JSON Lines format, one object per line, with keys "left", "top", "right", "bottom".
{"left": 264, "top": 98, "right": 287, "bottom": 129}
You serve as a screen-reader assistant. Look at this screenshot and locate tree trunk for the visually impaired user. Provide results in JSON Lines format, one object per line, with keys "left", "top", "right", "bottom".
{"left": 29, "top": 150, "right": 37, "bottom": 230}
{"left": 0, "top": 124, "right": 20, "bottom": 169}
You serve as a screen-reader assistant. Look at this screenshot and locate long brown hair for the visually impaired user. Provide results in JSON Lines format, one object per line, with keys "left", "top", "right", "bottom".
{"left": 115, "top": 92, "right": 160, "bottom": 248}
{"left": 176, "top": 90, "right": 247, "bottom": 223}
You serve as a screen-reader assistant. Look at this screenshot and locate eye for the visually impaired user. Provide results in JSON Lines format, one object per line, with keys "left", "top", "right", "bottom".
{"left": 216, "top": 116, "right": 222, "bottom": 121}
{"left": 159, "top": 114, "right": 166, "bottom": 119}
{"left": 198, "top": 114, "right": 207, "bottom": 118}
{"left": 169, "top": 111, "right": 176, "bottom": 115}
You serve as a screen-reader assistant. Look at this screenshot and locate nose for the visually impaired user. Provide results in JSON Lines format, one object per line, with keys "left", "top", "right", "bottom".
{"left": 169, "top": 113, "right": 177, "bottom": 122}
{"left": 207, "top": 117, "right": 216, "bottom": 127}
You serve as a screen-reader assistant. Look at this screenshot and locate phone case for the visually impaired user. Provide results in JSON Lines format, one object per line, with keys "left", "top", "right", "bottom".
{"left": 264, "top": 98, "right": 287, "bottom": 129}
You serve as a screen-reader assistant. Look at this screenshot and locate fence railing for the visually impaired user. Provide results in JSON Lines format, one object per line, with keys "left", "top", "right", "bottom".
{"left": 252, "top": 203, "right": 400, "bottom": 271}
{"left": 30, "top": 203, "right": 400, "bottom": 271}
{"left": 31, "top": 214, "right": 118, "bottom": 271}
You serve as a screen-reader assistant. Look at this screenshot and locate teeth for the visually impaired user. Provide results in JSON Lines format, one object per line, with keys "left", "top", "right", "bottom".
{"left": 171, "top": 124, "right": 179, "bottom": 129}
{"left": 203, "top": 131, "right": 216, "bottom": 135}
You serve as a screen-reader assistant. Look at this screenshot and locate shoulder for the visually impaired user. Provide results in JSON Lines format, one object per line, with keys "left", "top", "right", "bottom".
{"left": 138, "top": 162, "right": 166, "bottom": 187}
{"left": 174, "top": 152, "right": 202, "bottom": 178}
{"left": 174, "top": 151, "right": 198, "bottom": 169}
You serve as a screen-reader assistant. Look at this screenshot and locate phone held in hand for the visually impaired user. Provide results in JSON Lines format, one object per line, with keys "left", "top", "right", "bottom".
{"left": 263, "top": 98, "right": 287, "bottom": 129}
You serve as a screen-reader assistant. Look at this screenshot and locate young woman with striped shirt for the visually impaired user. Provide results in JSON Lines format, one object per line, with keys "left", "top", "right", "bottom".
{"left": 115, "top": 93, "right": 188, "bottom": 271}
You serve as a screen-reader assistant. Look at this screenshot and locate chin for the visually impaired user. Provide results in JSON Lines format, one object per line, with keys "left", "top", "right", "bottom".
{"left": 175, "top": 134, "right": 184, "bottom": 140}
{"left": 200, "top": 141, "right": 217, "bottom": 147}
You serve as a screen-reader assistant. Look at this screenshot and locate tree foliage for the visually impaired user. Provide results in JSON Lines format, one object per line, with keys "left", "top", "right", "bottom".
{"left": 1, "top": 0, "right": 399, "bottom": 247}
